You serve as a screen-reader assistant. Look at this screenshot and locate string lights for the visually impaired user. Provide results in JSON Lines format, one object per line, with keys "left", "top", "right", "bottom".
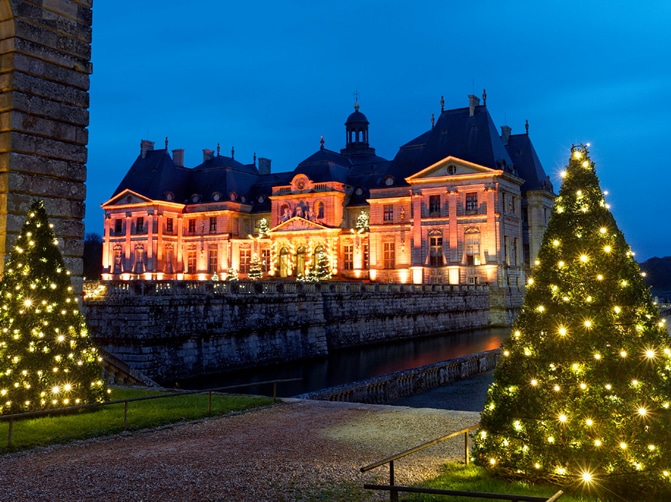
{"left": 473, "top": 145, "right": 671, "bottom": 499}
{"left": 0, "top": 200, "right": 109, "bottom": 415}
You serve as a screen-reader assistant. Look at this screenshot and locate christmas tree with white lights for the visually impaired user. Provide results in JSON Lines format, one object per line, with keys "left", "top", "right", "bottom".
{"left": 0, "top": 200, "right": 108, "bottom": 415}
{"left": 248, "top": 253, "right": 263, "bottom": 280}
{"left": 473, "top": 145, "right": 671, "bottom": 499}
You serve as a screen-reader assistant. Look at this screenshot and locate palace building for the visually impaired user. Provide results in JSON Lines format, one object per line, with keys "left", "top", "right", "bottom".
{"left": 101, "top": 93, "right": 554, "bottom": 290}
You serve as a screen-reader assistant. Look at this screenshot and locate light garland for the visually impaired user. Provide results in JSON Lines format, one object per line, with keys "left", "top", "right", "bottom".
{"left": 472, "top": 145, "right": 671, "bottom": 498}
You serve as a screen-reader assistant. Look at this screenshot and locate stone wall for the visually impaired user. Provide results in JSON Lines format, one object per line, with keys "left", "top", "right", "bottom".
{"left": 297, "top": 349, "right": 499, "bottom": 404}
{"left": 83, "top": 281, "right": 491, "bottom": 384}
{"left": 0, "top": 1, "right": 92, "bottom": 289}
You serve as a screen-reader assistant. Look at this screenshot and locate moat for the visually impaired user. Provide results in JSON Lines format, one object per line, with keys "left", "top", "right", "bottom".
{"left": 175, "top": 326, "right": 508, "bottom": 396}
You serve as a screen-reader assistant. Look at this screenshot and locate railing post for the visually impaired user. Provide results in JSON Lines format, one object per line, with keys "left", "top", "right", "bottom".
{"left": 389, "top": 460, "right": 398, "bottom": 502}
{"left": 8, "top": 417, "right": 13, "bottom": 449}
{"left": 465, "top": 431, "right": 470, "bottom": 465}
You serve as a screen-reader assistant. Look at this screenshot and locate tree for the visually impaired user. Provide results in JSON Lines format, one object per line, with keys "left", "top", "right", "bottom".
{"left": 248, "top": 253, "right": 263, "bottom": 280}
{"left": 83, "top": 232, "right": 103, "bottom": 280}
{"left": 311, "top": 246, "right": 332, "bottom": 281}
{"left": 473, "top": 146, "right": 671, "bottom": 499}
{"left": 0, "top": 200, "right": 108, "bottom": 415}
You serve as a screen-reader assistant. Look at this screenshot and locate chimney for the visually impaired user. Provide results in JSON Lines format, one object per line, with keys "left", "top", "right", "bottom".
{"left": 500, "top": 125, "right": 512, "bottom": 146}
{"left": 468, "top": 94, "right": 480, "bottom": 117}
{"left": 202, "top": 149, "right": 214, "bottom": 162}
{"left": 172, "top": 149, "right": 185, "bottom": 167}
{"left": 258, "top": 157, "right": 271, "bottom": 175}
{"left": 141, "top": 139, "right": 155, "bottom": 159}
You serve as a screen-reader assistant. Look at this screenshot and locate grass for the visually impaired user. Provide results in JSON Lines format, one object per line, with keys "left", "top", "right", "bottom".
{"left": 402, "top": 463, "right": 600, "bottom": 501}
{"left": 0, "top": 386, "right": 274, "bottom": 453}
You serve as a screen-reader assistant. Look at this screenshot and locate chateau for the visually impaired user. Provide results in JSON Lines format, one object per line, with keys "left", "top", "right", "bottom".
{"left": 101, "top": 94, "right": 554, "bottom": 289}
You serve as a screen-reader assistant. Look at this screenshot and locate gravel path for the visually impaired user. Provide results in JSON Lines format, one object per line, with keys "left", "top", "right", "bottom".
{"left": 0, "top": 399, "right": 480, "bottom": 502}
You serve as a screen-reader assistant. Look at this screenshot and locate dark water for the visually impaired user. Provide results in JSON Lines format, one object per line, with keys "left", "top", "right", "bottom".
{"left": 176, "top": 327, "right": 508, "bottom": 397}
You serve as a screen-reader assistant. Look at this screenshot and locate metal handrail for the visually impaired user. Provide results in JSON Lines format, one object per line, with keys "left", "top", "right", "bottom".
{"left": 360, "top": 423, "right": 563, "bottom": 501}
{"left": 0, "top": 378, "right": 301, "bottom": 448}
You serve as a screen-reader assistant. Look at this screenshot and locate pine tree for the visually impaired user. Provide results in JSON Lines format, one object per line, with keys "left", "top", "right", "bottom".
{"left": 248, "top": 253, "right": 263, "bottom": 280}
{"left": 312, "top": 247, "right": 332, "bottom": 281}
{"left": 473, "top": 145, "right": 671, "bottom": 499}
{"left": 0, "top": 200, "right": 108, "bottom": 415}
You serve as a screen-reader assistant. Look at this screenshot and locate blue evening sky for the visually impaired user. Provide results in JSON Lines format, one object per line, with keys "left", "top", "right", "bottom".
{"left": 87, "top": 1, "right": 671, "bottom": 261}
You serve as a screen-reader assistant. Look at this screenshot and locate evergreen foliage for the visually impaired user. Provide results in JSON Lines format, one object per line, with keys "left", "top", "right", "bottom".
{"left": 311, "top": 247, "right": 332, "bottom": 281}
{"left": 248, "top": 253, "right": 263, "bottom": 280}
{"left": 0, "top": 201, "right": 108, "bottom": 415}
{"left": 473, "top": 146, "right": 671, "bottom": 499}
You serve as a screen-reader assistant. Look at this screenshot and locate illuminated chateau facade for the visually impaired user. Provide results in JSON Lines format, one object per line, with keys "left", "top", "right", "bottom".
{"left": 101, "top": 94, "right": 554, "bottom": 287}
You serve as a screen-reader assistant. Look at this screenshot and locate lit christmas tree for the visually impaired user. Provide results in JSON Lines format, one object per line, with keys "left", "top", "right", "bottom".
{"left": 248, "top": 253, "right": 263, "bottom": 280}
{"left": 311, "top": 247, "right": 332, "bottom": 281}
{"left": 473, "top": 145, "right": 671, "bottom": 499}
{"left": 0, "top": 200, "right": 108, "bottom": 415}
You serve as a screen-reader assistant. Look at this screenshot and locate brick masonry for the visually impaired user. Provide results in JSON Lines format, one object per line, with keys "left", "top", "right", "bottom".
{"left": 83, "top": 281, "right": 492, "bottom": 385}
{"left": 0, "top": 0, "right": 92, "bottom": 291}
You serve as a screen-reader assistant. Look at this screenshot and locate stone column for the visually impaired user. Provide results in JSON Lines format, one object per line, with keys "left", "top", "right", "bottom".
{"left": 0, "top": 0, "right": 93, "bottom": 292}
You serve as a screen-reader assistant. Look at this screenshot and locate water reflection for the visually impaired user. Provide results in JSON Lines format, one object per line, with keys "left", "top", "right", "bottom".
{"left": 176, "top": 327, "right": 508, "bottom": 396}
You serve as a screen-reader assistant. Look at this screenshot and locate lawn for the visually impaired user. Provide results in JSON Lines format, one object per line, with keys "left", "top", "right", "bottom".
{"left": 0, "top": 386, "right": 274, "bottom": 453}
{"left": 402, "top": 463, "right": 601, "bottom": 501}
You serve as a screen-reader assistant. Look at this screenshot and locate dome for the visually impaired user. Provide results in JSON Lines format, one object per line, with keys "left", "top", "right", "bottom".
{"left": 345, "top": 103, "right": 369, "bottom": 126}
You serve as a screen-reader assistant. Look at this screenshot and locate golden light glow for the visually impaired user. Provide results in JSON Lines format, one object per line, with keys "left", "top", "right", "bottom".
{"left": 620, "top": 350, "right": 627, "bottom": 358}
{"left": 582, "top": 472, "right": 592, "bottom": 483}
{"left": 584, "top": 320, "right": 592, "bottom": 328}
{"left": 645, "top": 349, "right": 656, "bottom": 359}
{"left": 553, "top": 385, "right": 561, "bottom": 392}
{"left": 599, "top": 227, "right": 607, "bottom": 234}
{"left": 558, "top": 326, "right": 567, "bottom": 337}
{"left": 579, "top": 254, "right": 589, "bottom": 263}
{"left": 620, "top": 442, "right": 627, "bottom": 449}
{"left": 594, "top": 439, "right": 602, "bottom": 447}
{"left": 552, "top": 239, "right": 560, "bottom": 247}
{"left": 530, "top": 379, "right": 538, "bottom": 386}
{"left": 585, "top": 418, "right": 594, "bottom": 426}
{"left": 558, "top": 414, "right": 568, "bottom": 423}
{"left": 638, "top": 407, "right": 648, "bottom": 417}
{"left": 603, "top": 245, "right": 612, "bottom": 253}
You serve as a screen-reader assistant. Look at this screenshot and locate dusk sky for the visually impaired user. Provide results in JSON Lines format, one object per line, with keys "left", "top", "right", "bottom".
{"left": 87, "top": 1, "right": 671, "bottom": 262}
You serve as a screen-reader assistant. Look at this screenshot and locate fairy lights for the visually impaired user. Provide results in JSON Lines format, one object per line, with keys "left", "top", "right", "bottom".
{"left": 0, "top": 200, "right": 109, "bottom": 416}
{"left": 473, "top": 145, "right": 671, "bottom": 497}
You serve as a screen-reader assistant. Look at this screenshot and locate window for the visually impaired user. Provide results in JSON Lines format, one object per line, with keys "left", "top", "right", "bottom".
{"left": 136, "top": 217, "right": 144, "bottom": 234}
{"left": 466, "top": 232, "right": 480, "bottom": 265}
{"left": 209, "top": 216, "right": 217, "bottom": 233}
{"left": 383, "top": 242, "right": 395, "bottom": 269}
{"left": 429, "top": 195, "right": 441, "bottom": 217}
{"left": 505, "top": 236, "right": 511, "bottom": 266}
{"left": 363, "top": 243, "right": 369, "bottom": 269}
{"left": 187, "top": 251, "right": 197, "bottom": 273}
{"left": 208, "top": 248, "right": 218, "bottom": 274}
{"left": 188, "top": 219, "right": 196, "bottom": 234}
{"left": 429, "top": 236, "right": 443, "bottom": 266}
{"left": 166, "top": 218, "right": 173, "bottom": 233}
{"left": 315, "top": 201, "right": 324, "bottom": 219}
{"left": 343, "top": 244, "right": 354, "bottom": 270}
{"left": 383, "top": 204, "right": 394, "bottom": 222}
{"left": 114, "top": 219, "right": 123, "bottom": 235}
{"left": 239, "top": 249, "right": 251, "bottom": 273}
{"left": 465, "top": 193, "right": 478, "bottom": 214}
{"left": 261, "top": 249, "right": 271, "bottom": 272}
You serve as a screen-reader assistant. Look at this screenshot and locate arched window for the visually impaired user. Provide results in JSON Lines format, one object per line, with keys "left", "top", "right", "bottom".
{"left": 315, "top": 201, "right": 325, "bottom": 219}
{"left": 279, "top": 247, "right": 290, "bottom": 277}
{"left": 296, "top": 246, "right": 306, "bottom": 276}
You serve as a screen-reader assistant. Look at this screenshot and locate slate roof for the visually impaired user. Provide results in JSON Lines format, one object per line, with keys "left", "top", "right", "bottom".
{"left": 505, "top": 134, "right": 555, "bottom": 193}
{"left": 110, "top": 100, "right": 551, "bottom": 213}
{"left": 384, "top": 105, "right": 516, "bottom": 187}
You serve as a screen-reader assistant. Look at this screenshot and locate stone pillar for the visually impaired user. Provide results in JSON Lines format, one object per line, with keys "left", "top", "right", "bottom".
{"left": 0, "top": 0, "right": 93, "bottom": 292}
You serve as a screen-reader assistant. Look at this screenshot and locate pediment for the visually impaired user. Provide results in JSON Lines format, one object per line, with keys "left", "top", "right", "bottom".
{"left": 406, "top": 156, "right": 499, "bottom": 183}
{"left": 101, "top": 189, "right": 153, "bottom": 208}
{"left": 271, "top": 217, "right": 329, "bottom": 232}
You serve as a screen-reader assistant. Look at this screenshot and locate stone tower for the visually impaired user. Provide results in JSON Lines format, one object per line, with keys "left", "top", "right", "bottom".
{"left": 0, "top": 0, "right": 93, "bottom": 290}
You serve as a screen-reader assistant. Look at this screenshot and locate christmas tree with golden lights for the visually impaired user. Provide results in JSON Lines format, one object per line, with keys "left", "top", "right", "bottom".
{"left": 0, "top": 200, "right": 108, "bottom": 415}
{"left": 473, "top": 145, "right": 671, "bottom": 499}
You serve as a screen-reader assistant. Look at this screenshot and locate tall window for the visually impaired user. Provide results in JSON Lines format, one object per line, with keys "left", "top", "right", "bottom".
{"left": 429, "top": 236, "right": 443, "bottom": 266}
{"left": 208, "top": 248, "right": 218, "bottom": 274}
{"left": 134, "top": 245, "right": 145, "bottom": 273}
{"left": 505, "top": 236, "right": 511, "bottom": 266}
{"left": 209, "top": 216, "right": 217, "bottom": 233}
{"left": 187, "top": 251, "right": 197, "bottom": 273}
{"left": 315, "top": 201, "right": 324, "bottom": 219}
{"left": 239, "top": 249, "right": 251, "bottom": 273}
{"left": 429, "top": 195, "right": 441, "bottom": 217}
{"left": 466, "top": 232, "right": 480, "bottom": 265}
{"left": 188, "top": 219, "right": 196, "bottom": 234}
{"left": 261, "top": 249, "right": 271, "bottom": 272}
{"left": 135, "top": 217, "right": 144, "bottom": 234}
{"left": 383, "top": 204, "right": 394, "bottom": 222}
{"left": 114, "top": 219, "right": 123, "bottom": 235}
{"left": 465, "top": 193, "right": 478, "bottom": 214}
{"left": 363, "top": 243, "right": 369, "bottom": 269}
{"left": 343, "top": 244, "right": 353, "bottom": 270}
{"left": 166, "top": 218, "right": 173, "bottom": 233}
{"left": 383, "top": 242, "right": 395, "bottom": 269}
